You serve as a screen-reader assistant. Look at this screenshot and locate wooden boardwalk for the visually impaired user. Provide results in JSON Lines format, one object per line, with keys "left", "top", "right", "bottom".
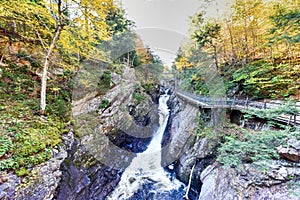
{"left": 175, "top": 90, "right": 300, "bottom": 126}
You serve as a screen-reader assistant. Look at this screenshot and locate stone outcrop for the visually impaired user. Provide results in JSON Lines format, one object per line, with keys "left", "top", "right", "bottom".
{"left": 162, "top": 92, "right": 214, "bottom": 199}
{"left": 0, "top": 64, "right": 161, "bottom": 200}
{"left": 277, "top": 137, "right": 300, "bottom": 162}
{"left": 162, "top": 102, "right": 199, "bottom": 167}
{"left": 0, "top": 140, "right": 69, "bottom": 200}
{"left": 199, "top": 160, "right": 300, "bottom": 200}
{"left": 55, "top": 66, "right": 160, "bottom": 199}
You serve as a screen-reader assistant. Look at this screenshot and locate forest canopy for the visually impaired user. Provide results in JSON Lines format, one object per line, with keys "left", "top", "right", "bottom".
{"left": 174, "top": 0, "right": 300, "bottom": 99}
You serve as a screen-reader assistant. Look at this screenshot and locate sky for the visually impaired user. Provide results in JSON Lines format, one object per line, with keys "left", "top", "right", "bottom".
{"left": 121, "top": 0, "right": 231, "bottom": 67}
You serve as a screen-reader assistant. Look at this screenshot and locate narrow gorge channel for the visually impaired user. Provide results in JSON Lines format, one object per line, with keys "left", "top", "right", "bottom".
{"left": 107, "top": 90, "right": 186, "bottom": 200}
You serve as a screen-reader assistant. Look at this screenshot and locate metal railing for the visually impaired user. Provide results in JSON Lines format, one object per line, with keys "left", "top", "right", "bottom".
{"left": 175, "top": 89, "right": 300, "bottom": 126}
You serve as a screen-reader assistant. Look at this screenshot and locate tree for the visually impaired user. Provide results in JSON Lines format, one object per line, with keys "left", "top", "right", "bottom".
{"left": 192, "top": 19, "right": 221, "bottom": 69}
{"left": 100, "top": 8, "right": 140, "bottom": 66}
{"left": 0, "top": 0, "right": 55, "bottom": 46}
{"left": 40, "top": 0, "right": 114, "bottom": 111}
{"left": 105, "top": 7, "right": 134, "bottom": 35}
{"left": 0, "top": 0, "right": 115, "bottom": 111}
{"left": 174, "top": 56, "right": 194, "bottom": 71}
{"left": 269, "top": 3, "right": 300, "bottom": 60}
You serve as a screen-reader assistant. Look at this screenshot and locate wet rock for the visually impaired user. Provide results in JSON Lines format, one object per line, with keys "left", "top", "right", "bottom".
{"left": 128, "top": 181, "right": 186, "bottom": 200}
{"left": 175, "top": 136, "right": 214, "bottom": 186}
{"left": 162, "top": 93, "right": 214, "bottom": 184}
{"left": 162, "top": 102, "right": 199, "bottom": 167}
{"left": 0, "top": 173, "right": 20, "bottom": 200}
{"left": 199, "top": 165, "right": 239, "bottom": 200}
{"left": 161, "top": 91, "right": 216, "bottom": 199}
{"left": 107, "top": 129, "right": 152, "bottom": 153}
{"left": 55, "top": 148, "right": 122, "bottom": 200}
{"left": 147, "top": 84, "right": 161, "bottom": 104}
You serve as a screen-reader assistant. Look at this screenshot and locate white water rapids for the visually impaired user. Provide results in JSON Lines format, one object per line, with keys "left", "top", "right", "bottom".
{"left": 106, "top": 92, "right": 183, "bottom": 200}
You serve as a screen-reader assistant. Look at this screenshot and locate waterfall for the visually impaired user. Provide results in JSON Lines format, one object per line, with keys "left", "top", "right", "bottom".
{"left": 106, "top": 91, "right": 183, "bottom": 200}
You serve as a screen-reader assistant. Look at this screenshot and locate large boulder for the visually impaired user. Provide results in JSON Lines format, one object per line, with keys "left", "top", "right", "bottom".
{"left": 199, "top": 160, "right": 300, "bottom": 200}
{"left": 277, "top": 137, "right": 300, "bottom": 162}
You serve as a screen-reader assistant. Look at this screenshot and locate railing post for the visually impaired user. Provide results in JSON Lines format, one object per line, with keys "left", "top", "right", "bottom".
{"left": 294, "top": 115, "right": 297, "bottom": 126}
{"left": 288, "top": 115, "right": 292, "bottom": 126}
{"left": 245, "top": 97, "right": 249, "bottom": 109}
{"left": 264, "top": 99, "right": 266, "bottom": 109}
{"left": 232, "top": 96, "right": 236, "bottom": 108}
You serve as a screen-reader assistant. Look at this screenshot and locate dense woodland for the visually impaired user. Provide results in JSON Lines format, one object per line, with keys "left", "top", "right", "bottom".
{"left": 174, "top": 0, "right": 300, "bottom": 99}
{"left": 173, "top": 0, "right": 300, "bottom": 171}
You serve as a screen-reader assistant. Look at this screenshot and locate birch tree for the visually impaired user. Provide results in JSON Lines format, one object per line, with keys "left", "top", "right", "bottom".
{"left": 40, "top": 0, "right": 114, "bottom": 111}
{"left": 0, "top": 0, "right": 115, "bottom": 111}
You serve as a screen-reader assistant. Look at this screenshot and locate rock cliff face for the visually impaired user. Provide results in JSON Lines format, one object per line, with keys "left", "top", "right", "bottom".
{"left": 2, "top": 67, "right": 298, "bottom": 200}
{"left": 199, "top": 160, "right": 300, "bottom": 200}
{"left": 162, "top": 91, "right": 214, "bottom": 199}
{"left": 55, "top": 66, "right": 160, "bottom": 199}
{"left": 197, "top": 129, "right": 300, "bottom": 199}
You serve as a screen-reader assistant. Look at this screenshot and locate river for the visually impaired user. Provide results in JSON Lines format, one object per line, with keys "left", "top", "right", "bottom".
{"left": 106, "top": 91, "right": 186, "bottom": 200}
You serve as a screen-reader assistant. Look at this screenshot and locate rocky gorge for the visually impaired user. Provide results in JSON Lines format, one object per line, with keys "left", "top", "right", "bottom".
{"left": 1, "top": 63, "right": 300, "bottom": 200}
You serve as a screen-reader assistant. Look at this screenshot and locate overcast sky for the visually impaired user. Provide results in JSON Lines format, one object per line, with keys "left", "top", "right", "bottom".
{"left": 121, "top": 0, "right": 231, "bottom": 67}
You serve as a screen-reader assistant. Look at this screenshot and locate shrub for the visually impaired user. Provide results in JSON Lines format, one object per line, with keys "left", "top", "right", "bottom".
{"left": 15, "top": 167, "right": 29, "bottom": 177}
{"left": 99, "top": 99, "right": 110, "bottom": 109}
{"left": 0, "top": 60, "right": 71, "bottom": 173}
{"left": 133, "top": 92, "right": 145, "bottom": 105}
{"left": 216, "top": 129, "right": 295, "bottom": 168}
{"left": 98, "top": 70, "right": 112, "bottom": 94}
{"left": 0, "top": 136, "right": 13, "bottom": 158}
{"left": 230, "top": 62, "right": 300, "bottom": 99}
{"left": 142, "top": 82, "right": 155, "bottom": 93}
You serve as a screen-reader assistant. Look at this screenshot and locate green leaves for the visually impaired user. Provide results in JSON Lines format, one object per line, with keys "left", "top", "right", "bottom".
{"left": 98, "top": 70, "right": 112, "bottom": 95}
{"left": 0, "top": 59, "right": 71, "bottom": 172}
{"left": 0, "top": 136, "right": 12, "bottom": 158}
{"left": 99, "top": 99, "right": 110, "bottom": 109}
{"left": 244, "top": 100, "right": 299, "bottom": 121}
{"left": 269, "top": 6, "right": 300, "bottom": 44}
{"left": 230, "top": 62, "right": 300, "bottom": 99}
{"left": 217, "top": 130, "right": 293, "bottom": 169}
{"left": 192, "top": 20, "right": 221, "bottom": 48}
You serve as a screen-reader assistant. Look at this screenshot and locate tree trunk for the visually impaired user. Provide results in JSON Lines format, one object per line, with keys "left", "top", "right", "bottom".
{"left": 213, "top": 45, "right": 219, "bottom": 70}
{"left": 183, "top": 162, "right": 196, "bottom": 200}
{"left": 226, "top": 20, "right": 236, "bottom": 61}
{"left": 40, "top": 25, "right": 63, "bottom": 111}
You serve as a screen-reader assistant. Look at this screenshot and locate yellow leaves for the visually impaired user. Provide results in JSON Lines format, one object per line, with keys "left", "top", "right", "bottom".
{"left": 135, "top": 35, "right": 153, "bottom": 64}
{"left": 1, "top": 0, "right": 114, "bottom": 61}
{"left": 192, "top": 74, "right": 201, "bottom": 81}
{"left": 175, "top": 57, "right": 194, "bottom": 71}
{"left": 51, "top": 87, "right": 60, "bottom": 92}
{"left": 0, "top": 0, "right": 55, "bottom": 43}
{"left": 57, "top": 0, "right": 114, "bottom": 58}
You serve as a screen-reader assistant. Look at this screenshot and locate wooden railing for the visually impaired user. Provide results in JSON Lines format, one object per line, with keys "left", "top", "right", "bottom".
{"left": 175, "top": 90, "right": 300, "bottom": 126}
